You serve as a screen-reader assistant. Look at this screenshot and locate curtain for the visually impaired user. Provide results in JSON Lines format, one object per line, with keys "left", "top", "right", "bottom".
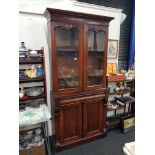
{"left": 128, "top": 0, "right": 135, "bottom": 69}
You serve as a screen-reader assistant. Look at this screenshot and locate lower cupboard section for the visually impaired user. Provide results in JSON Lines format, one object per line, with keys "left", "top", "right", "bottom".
{"left": 54, "top": 97, "right": 107, "bottom": 149}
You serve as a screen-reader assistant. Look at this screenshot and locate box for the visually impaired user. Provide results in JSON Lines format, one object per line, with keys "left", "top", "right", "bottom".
{"left": 19, "top": 143, "right": 45, "bottom": 155}
{"left": 121, "top": 115, "right": 135, "bottom": 133}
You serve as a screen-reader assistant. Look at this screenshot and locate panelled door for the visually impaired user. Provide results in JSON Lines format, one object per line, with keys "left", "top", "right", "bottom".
{"left": 83, "top": 24, "right": 108, "bottom": 91}
{"left": 52, "top": 22, "right": 83, "bottom": 95}
{"left": 83, "top": 98, "right": 105, "bottom": 138}
{"left": 59, "top": 102, "right": 83, "bottom": 144}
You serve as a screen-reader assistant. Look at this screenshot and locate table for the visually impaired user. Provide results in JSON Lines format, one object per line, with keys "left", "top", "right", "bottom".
{"left": 19, "top": 104, "right": 52, "bottom": 155}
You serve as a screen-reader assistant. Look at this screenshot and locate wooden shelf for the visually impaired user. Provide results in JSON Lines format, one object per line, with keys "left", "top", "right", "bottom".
{"left": 88, "top": 50, "right": 104, "bottom": 53}
{"left": 107, "top": 74, "right": 125, "bottom": 82}
{"left": 88, "top": 75, "right": 103, "bottom": 77}
{"left": 19, "top": 77, "right": 44, "bottom": 83}
{"left": 19, "top": 57, "right": 43, "bottom": 64}
{"left": 19, "top": 94, "right": 45, "bottom": 101}
{"left": 58, "top": 76, "right": 78, "bottom": 79}
{"left": 57, "top": 49, "right": 78, "bottom": 52}
{"left": 108, "top": 79, "right": 132, "bottom": 83}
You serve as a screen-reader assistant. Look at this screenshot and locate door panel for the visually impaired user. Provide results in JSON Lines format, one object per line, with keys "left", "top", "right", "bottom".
{"left": 83, "top": 98, "right": 105, "bottom": 137}
{"left": 60, "top": 102, "right": 82, "bottom": 144}
{"left": 53, "top": 22, "right": 83, "bottom": 94}
{"left": 83, "top": 25, "right": 108, "bottom": 91}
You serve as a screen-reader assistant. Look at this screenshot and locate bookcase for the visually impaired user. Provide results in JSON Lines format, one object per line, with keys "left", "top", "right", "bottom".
{"left": 106, "top": 75, "right": 135, "bottom": 130}
{"left": 19, "top": 48, "right": 51, "bottom": 155}
{"left": 44, "top": 8, "right": 114, "bottom": 150}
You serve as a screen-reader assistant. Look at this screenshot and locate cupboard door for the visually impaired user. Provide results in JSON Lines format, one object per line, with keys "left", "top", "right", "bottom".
{"left": 84, "top": 25, "right": 108, "bottom": 91}
{"left": 59, "top": 102, "right": 82, "bottom": 144}
{"left": 83, "top": 98, "right": 106, "bottom": 137}
{"left": 52, "top": 22, "right": 82, "bottom": 94}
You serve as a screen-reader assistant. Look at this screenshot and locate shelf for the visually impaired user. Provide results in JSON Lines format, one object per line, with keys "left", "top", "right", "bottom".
{"left": 57, "top": 50, "right": 78, "bottom": 57}
{"left": 88, "top": 75, "right": 103, "bottom": 77}
{"left": 57, "top": 49, "right": 78, "bottom": 52}
{"left": 58, "top": 76, "right": 78, "bottom": 79}
{"left": 88, "top": 50, "right": 104, "bottom": 53}
{"left": 19, "top": 57, "right": 43, "bottom": 64}
{"left": 108, "top": 79, "right": 132, "bottom": 83}
{"left": 107, "top": 74, "right": 125, "bottom": 82}
{"left": 107, "top": 113, "right": 129, "bottom": 119}
{"left": 19, "top": 94, "right": 45, "bottom": 101}
{"left": 107, "top": 106, "right": 125, "bottom": 111}
{"left": 19, "top": 124, "right": 42, "bottom": 132}
{"left": 19, "top": 104, "right": 51, "bottom": 127}
{"left": 115, "top": 96, "right": 135, "bottom": 103}
{"left": 19, "top": 77, "right": 44, "bottom": 83}
{"left": 108, "top": 90, "right": 131, "bottom": 95}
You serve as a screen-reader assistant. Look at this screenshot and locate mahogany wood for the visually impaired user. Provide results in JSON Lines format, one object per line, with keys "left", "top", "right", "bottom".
{"left": 44, "top": 8, "right": 113, "bottom": 150}
{"left": 59, "top": 102, "right": 82, "bottom": 144}
{"left": 19, "top": 94, "right": 45, "bottom": 101}
{"left": 19, "top": 49, "right": 47, "bottom": 155}
{"left": 83, "top": 98, "right": 105, "bottom": 138}
{"left": 83, "top": 25, "right": 108, "bottom": 92}
{"left": 19, "top": 77, "right": 44, "bottom": 83}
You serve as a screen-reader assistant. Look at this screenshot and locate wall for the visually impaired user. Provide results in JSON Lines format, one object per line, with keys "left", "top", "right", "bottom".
{"left": 19, "top": 13, "right": 52, "bottom": 135}
{"left": 78, "top": 0, "right": 132, "bottom": 69}
{"left": 19, "top": 0, "right": 122, "bottom": 136}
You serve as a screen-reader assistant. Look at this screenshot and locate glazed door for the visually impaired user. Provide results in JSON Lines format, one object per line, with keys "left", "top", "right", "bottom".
{"left": 83, "top": 98, "right": 106, "bottom": 138}
{"left": 59, "top": 102, "right": 82, "bottom": 144}
{"left": 52, "top": 22, "right": 83, "bottom": 95}
{"left": 83, "top": 25, "right": 108, "bottom": 91}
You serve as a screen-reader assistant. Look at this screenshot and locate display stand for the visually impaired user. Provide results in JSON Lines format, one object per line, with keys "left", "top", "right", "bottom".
{"left": 106, "top": 74, "right": 135, "bottom": 130}
{"left": 19, "top": 48, "right": 51, "bottom": 155}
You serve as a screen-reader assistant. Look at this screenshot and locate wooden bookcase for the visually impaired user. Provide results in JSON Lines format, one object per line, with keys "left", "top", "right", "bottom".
{"left": 19, "top": 49, "right": 47, "bottom": 155}
{"left": 44, "top": 8, "right": 114, "bottom": 150}
{"left": 106, "top": 75, "right": 135, "bottom": 130}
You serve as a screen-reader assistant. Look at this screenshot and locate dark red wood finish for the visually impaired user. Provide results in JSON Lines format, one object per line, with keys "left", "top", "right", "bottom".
{"left": 19, "top": 49, "right": 47, "bottom": 155}
{"left": 19, "top": 77, "right": 44, "bottom": 83}
{"left": 51, "top": 22, "right": 83, "bottom": 95}
{"left": 83, "top": 25, "right": 108, "bottom": 92}
{"left": 19, "top": 49, "right": 47, "bottom": 104}
{"left": 59, "top": 102, "right": 82, "bottom": 144}
{"left": 44, "top": 8, "right": 114, "bottom": 150}
{"left": 83, "top": 98, "right": 105, "bottom": 138}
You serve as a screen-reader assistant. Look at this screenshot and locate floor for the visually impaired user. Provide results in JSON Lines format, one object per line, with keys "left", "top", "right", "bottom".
{"left": 50, "top": 129, "right": 135, "bottom": 155}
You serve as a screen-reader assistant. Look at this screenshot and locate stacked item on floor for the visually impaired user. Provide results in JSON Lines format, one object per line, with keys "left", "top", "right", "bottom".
{"left": 123, "top": 141, "right": 135, "bottom": 155}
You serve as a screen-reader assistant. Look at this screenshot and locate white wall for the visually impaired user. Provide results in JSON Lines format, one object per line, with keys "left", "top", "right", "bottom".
{"left": 19, "top": 0, "right": 122, "bottom": 136}
{"left": 19, "top": 13, "right": 52, "bottom": 135}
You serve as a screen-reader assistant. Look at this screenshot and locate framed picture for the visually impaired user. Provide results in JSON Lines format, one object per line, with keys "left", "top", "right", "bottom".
{"left": 108, "top": 39, "right": 118, "bottom": 59}
{"left": 121, "top": 115, "right": 135, "bottom": 133}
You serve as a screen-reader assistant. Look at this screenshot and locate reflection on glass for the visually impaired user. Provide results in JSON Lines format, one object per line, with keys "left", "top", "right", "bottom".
{"left": 87, "top": 29, "right": 105, "bottom": 86}
{"left": 56, "top": 26, "right": 80, "bottom": 89}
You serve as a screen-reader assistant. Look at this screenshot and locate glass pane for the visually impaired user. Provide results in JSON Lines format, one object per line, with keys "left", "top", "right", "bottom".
{"left": 87, "top": 29, "right": 105, "bottom": 86}
{"left": 56, "top": 26, "right": 80, "bottom": 89}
